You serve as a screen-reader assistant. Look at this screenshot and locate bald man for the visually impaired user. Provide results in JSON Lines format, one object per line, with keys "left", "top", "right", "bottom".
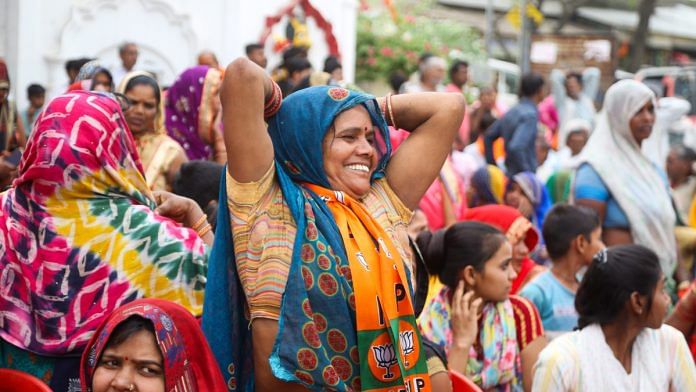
{"left": 198, "top": 50, "right": 220, "bottom": 69}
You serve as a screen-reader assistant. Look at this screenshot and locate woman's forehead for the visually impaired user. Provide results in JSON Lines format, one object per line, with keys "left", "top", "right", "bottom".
{"left": 333, "top": 105, "right": 371, "bottom": 127}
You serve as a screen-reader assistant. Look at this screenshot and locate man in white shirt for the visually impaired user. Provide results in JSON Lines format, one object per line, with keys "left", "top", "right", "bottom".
{"left": 111, "top": 42, "right": 139, "bottom": 87}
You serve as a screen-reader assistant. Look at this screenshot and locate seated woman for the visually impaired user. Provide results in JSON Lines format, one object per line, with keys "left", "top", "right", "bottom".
{"left": 80, "top": 299, "right": 226, "bottom": 391}
{"left": 202, "top": 58, "right": 465, "bottom": 391}
{"left": 69, "top": 60, "right": 114, "bottom": 92}
{"left": 573, "top": 80, "right": 678, "bottom": 279}
{"left": 117, "top": 72, "right": 188, "bottom": 192}
{"left": 418, "top": 221, "right": 547, "bottom": 391}
{"left": 0, "top": 91, "right": 212, "bottom": 389}
{"left": 467, "top": 164, "right": 506, "bottom": 208}
{"left": 465, "top": 205, "right": 545, "bottom": 294}
{"left": 505, "top": 171, "right": 551, "bottom": 234}
{"left": 533, "top": 245, "right": 696, "bottom": 391}
{"left": 165, "top": 66, "right": 226, "bottom": 163}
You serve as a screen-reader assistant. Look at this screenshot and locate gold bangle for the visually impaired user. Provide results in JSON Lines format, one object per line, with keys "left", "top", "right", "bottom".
{"left": 191, "top": 214, "right": 208, "bottom": 232}
{"left": 387, "top": 93, "right": 398, "bottom": 129}
{"left": 196, "top": 223, "right": 213, "bottom": 238}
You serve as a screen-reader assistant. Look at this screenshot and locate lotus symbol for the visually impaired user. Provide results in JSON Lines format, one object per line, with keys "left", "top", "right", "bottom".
{"left": 372, "top": 343, "right": 398, "bottom": 380}
{"left": 399, "top": 330, "right": 415, "bottom": 356}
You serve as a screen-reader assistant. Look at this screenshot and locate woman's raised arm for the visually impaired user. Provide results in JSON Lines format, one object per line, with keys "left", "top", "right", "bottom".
{"left": 221, "top": 58, "right": 275, "bottom": 182}
{"left": 384, "top": 92, "right": 465, "bottom": 210}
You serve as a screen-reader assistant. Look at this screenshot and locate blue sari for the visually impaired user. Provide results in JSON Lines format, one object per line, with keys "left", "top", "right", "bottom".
{"left": 203, "top": 87, "right": 426, "bottom": 391}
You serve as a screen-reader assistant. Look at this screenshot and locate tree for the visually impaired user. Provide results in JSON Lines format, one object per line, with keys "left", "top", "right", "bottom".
{"left": 630, "top": 0, "right": 657, "bottom": 71}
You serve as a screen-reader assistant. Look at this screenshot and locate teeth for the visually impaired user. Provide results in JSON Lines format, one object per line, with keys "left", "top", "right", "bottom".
{"left": 346, "top": 164, "right": 369, "bottom": 173}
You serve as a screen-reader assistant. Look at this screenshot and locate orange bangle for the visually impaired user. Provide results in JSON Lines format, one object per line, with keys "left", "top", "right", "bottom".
{"left": 191, "top": 214, "right": 208, "bottom": 232}
{"left": 196, "top": 223, "right": 213, "bottom": 238}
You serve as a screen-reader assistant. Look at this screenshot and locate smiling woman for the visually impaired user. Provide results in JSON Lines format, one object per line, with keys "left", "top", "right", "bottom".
{"left": 202, "top": 57, "right": 465, "bottom": 391}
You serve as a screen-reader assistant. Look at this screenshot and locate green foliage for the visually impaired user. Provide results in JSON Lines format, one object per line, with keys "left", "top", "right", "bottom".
{"left": 355, "top": 4, "right": 484, "bottom": 83}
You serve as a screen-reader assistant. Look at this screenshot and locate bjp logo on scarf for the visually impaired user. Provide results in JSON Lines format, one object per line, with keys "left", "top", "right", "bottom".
{"left": 371, "top": 339, "right": 398, "bottom": 380}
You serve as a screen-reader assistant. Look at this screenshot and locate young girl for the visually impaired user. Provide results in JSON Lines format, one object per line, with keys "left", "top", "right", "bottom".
{"left": 533, "top": 245, "right": 696, "bottom": 391}
{"left": 418, "top": 221, "right": 547, "bottom": 391}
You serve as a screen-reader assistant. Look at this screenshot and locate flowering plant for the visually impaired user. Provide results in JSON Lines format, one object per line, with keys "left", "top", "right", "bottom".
{"left": 356, "top": 1, "right": 484, "bottom": 83}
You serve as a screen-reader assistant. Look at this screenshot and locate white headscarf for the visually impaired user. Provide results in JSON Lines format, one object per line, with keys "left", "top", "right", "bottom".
{"left": 578, "top": 79, "right": 676, "bottom": 275}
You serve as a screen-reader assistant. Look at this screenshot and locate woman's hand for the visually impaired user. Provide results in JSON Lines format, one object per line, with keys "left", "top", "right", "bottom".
{"left": 153, "top": 191, "right": 201, "bottom": 227}
{"left": 447, "top": 280, "right": 482, "bottom": 376}
{"left": 154, "top": 191, "right": 213, "bottom": 246}
{"left": 451, "top": 280, "right": 481, "bottom": 349}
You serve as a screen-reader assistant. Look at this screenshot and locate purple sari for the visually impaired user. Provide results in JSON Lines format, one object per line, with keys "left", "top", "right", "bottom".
{"left": 165, "top": 66, "right": 221, "bottom": 161}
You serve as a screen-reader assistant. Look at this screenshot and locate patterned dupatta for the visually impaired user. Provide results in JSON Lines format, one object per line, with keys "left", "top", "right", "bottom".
{"left": 80, "top": 299, "right": 227, "bottom": 391}
{"left": 165, "top": 66, "right": 221, "bottom": 161}
{"left": 419, "top": 286, "right": 522, "bottom": 391}
{"left": 202, "top": 86, "right": 430, "bottom": 391}
{"left": 0, "top": 92, "right": 208, "bottom": 356}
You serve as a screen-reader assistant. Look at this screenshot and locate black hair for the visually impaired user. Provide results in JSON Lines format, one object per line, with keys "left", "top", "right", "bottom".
{"left": 283, "top": 46, "right": 308, "bottom": 63}
{"left": 286, "top": 57, "right": 312, "bottom": 75}
{"left": 104, "top": 315, "right": 156, "bottom": 349}
{"left": 172, "top": 161, "right": 224, "bottom": 229}
{"left": 519, "top": 72, "right": 545, "bottom": 98}
{"left": 245, "top": 43, "right": 264, "bottom": 55}
{"left": 26, "top": 84, "right": 45, "bottom": 98}
{"left": 389, "top": 71, "right": 408, "bottom": 94}
{"left": 416, "top": 221, "right": 506, "bottom": 289}
{"left": 448, "top": 60, "right": 469, "bottom": 80}
{"left": 565, "top": 71, "right": 583, "bottom": 86}
{"left": 65, "top": 58, "right": 93, "bottom": 73}
{"left": 542, "top": 204, "right": 600, "bottom": 260}
{"left": 672, "top": 144, "right": 696, "bottom": 162}
{"left": 124, "top": 74, "right": 161, "bottom": 105}
{"left": 324, "top": 56, "right": 342, "bottom": 74}
{"left": 418, "top": 52, "right": 434, "bottom": 64}
{"left": 575, "top": 244, "right": 662, "bottom": 329}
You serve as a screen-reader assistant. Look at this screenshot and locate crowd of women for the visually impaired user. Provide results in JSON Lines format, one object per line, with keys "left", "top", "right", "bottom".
{"left": 1, "top": 47, "right": 696, "bottom": 392}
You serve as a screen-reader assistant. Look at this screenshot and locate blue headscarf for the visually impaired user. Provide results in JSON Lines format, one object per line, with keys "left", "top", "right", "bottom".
{"left": 509, "top": 171, "right": 552, "bottom": 230}
{"left": 203, "top": 86, "right": 393, "bottom": 391}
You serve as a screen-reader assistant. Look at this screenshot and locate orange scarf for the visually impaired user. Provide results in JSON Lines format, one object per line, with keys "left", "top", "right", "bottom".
{"left": 305, "top": 184, "right": 431, "bottom": 391}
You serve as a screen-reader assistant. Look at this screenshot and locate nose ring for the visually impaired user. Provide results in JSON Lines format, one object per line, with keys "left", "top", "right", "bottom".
{"left": 129, "top": 384, "right": 135, "bottom": 391}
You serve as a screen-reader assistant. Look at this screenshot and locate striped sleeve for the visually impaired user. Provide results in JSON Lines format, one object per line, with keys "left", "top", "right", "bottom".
{"left": 666, "top": 325, "right": 696, "bottom": 390}
{"left": 510, "top": 295, "right": 545, "bottom": 351}
{"left": 532, "top": 334, "right": 579, "bottom": 392}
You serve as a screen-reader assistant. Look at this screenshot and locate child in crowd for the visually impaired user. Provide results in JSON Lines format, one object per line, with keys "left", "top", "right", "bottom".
{"left": 21, "top": 83, "right": 45, "bottom": 137}
{"left": 520, "top": 204, "right": 604, "bottom": 337}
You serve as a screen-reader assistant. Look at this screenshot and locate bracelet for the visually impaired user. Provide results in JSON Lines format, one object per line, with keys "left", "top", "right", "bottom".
{"left": 196, "top": 223, "right": 213, "bottom": 238}
{"left": 264, "top": 81, "right": 283, "bottom": 118}
{"left": 191, "top": 214, "right": 208, "bottom": 232}
{"left": 386, "top": 93, "right": 398, "bottom": 129}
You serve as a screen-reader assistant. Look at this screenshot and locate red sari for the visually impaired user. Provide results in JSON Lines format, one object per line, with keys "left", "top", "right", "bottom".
{"left": 80, "top": 299, "right": 227, "bottom": 391}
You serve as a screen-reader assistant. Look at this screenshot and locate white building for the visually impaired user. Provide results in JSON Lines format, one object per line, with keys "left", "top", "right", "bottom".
{"left": 0, "top": 0, "right": 357, "bottom": 108}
